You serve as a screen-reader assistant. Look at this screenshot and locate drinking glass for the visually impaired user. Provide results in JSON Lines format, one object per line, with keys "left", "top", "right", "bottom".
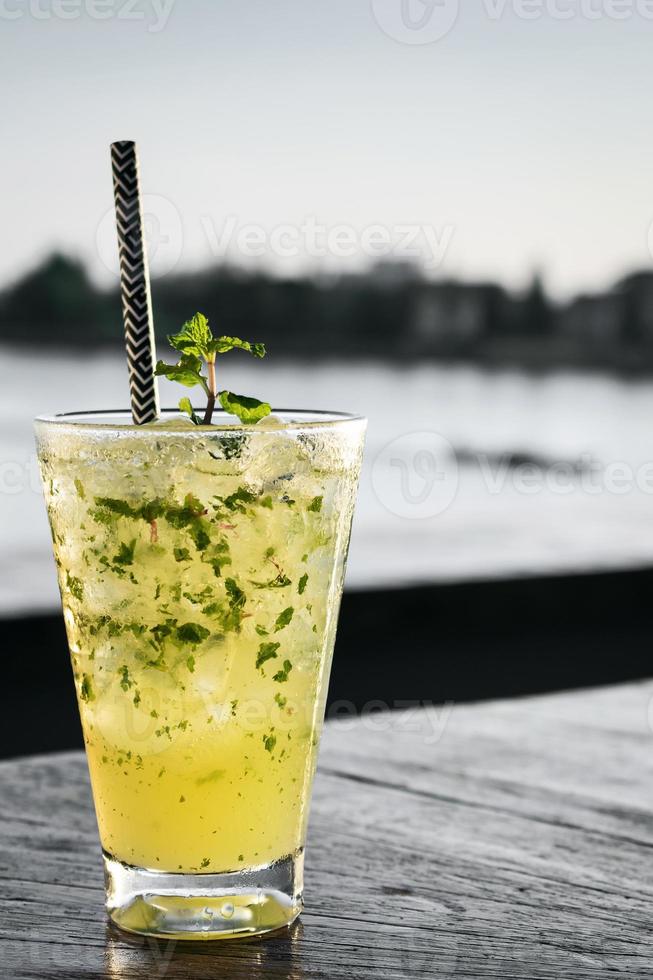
{"left": 34, "top": 409, "right": 365, "bottom": 939}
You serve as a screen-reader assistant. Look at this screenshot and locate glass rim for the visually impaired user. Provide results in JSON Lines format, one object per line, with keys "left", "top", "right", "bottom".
{"left": 34, "top": 407, "right": 367, "bottom": 433}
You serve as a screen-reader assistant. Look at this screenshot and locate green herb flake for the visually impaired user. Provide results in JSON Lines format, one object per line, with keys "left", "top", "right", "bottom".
{"left": 174, "top": 547, "right": 191, "bottom": 562}
{"left": 118, "top": 665, "right": 133, "bottom": 691}
{"left": 66, "top": 572, "right": 84, "bottom": 601}
{"left": 113, "top": 539, "right": 136, "bottom": 567}
{"left": 308, "top": 495, "right": 323, "bottom": 513}
{"left": 222, "top": 487, "right": 258, "bottom": 513}
{"left": 224, "top": 577, "right": 244, "bottom": 605}
{"left": 80, "top": 674, "right": 94, "bottom": 702}
{"left": 196, "top": 770, "right": 225, "bottom": 785}
{"left": 175, "top": 622, "right": 210, "bottom": 646}
{"left": 74, "top": 478, "right": 86, "bottom": 500}
{"left": 263, "top": 732, "right": 277, "bottom": 754}
{"left": 256, "top": 641, "right": 280, "bottom": 670}
{"left": 273, "top": 660, "right": 293, "bottom": 684}
{"left": 274, "top": 607, "right": 294, "bottom": 632}
{"left": 298, "top": 573, "right": 309, "bottom": 595}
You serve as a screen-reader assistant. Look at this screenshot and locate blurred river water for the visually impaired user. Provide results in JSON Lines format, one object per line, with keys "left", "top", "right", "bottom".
{"left": 3, "top": 347, "right": 653, "bottom": 615}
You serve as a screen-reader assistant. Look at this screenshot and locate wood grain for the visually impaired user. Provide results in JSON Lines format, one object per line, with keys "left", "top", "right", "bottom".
{"left": 2, "top": 681, "right": 653, "bottom": 979}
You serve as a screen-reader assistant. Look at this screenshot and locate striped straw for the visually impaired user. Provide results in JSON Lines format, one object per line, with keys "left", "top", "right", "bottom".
{"left": 110, "top": 140, "right": 160, "bottom": 424}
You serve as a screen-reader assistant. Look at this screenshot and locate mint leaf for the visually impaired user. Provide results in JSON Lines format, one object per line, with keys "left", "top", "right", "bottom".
{"left": 273, "top": 659, "right": 293, "bottom": 683}
{"left": 80, "top": 674, "right": 94, "bottom": 702}
{"left": 308, "top": 496, "right": 323, "bottom": 513}
{"left": 94, "top": 497, "right": 137, "bottom": 519}
{"left": 118, "top": 665, "right": 134, "bottom": 691}
{"left": 113, "top": 539, "right": 136, "bottom": 567}
{"left": 65, "top": 572, "right": 84, "bottom": 601}
{"left": 178, "top": 397, "right": 201, "bottom": 425}
{"left": 168, "top": 313, "right": 212, "bottom": 359}
{"left": 274, "top": 607, "right": 294, "bottom": 632}
{"left": 155, "top": 353, "right": 207, "bottom": 390}
{"left": 164, "top": 494, "right": 207, "bottom": 529}
{"left": 221, "top": 487, "right": 258, "bottom": 513}
{"left": 225, "top": 578, "right": 246, "bottom": 609}
{"left": 256, "top": 641, "right": 280, "bottom": 670}
{"left": 218, "top": 390, "right": 271, "bottom": 425}
{"left": 208, "top": 336, "right": 266, "bottom": 359}
{"left": 298, "top": 573, "right": 309, "bottom": 595}
{"left": 150, "top": 618, "right": 177, "bottom": 649}
{"left": 175, "top": 623, "right": 210, "bottom": 646}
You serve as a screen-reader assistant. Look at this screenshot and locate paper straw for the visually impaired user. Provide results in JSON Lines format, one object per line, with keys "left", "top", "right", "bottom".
{"left": 110, "top": 140, "right": 160, "bottom": 424}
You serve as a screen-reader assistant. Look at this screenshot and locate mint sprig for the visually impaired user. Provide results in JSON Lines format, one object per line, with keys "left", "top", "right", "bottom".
{"left": 154, "top": 312, "right": 271, "bottom": 425}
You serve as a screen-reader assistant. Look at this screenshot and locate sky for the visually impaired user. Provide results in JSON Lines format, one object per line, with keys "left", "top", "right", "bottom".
{"left": 2, "top": 0, "right": 653, "bottom": 298}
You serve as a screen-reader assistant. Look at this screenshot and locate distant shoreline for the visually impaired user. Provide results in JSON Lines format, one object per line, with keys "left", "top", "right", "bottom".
{"left": 4, "top": 254, "right": 653, "bottom": 375}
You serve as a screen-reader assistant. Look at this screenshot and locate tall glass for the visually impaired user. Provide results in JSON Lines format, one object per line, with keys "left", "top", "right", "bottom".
{"left": 35, "top": 409, "right": 365, "bottom": 939}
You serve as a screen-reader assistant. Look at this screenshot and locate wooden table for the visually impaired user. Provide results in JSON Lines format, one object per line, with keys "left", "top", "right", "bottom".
{"left": 2, "top": 681, "right": 653, "bottom": 979}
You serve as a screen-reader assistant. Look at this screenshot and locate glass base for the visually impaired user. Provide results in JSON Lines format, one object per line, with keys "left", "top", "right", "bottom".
{"left": 104, "top": 850, "right": 304, "bottom": 940}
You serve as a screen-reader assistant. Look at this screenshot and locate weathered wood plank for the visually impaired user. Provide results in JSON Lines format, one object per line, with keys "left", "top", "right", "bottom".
{"left": 1, "top": 682, "right": 653, "bottom": 978}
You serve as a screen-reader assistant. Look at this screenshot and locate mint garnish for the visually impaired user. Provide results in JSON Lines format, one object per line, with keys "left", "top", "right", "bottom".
{"left": 155, "top": 312, "right": 271, "bottom": 425}
{"left": 218, "top": 390, "right": 270, "bottom": 425}
{"left": 178, "top": 397, "right": 200, "bottom": 425}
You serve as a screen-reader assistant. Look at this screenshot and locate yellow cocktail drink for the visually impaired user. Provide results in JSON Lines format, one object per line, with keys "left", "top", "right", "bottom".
{"left": 35, "top": 409, "right": 365, "bottom": 938}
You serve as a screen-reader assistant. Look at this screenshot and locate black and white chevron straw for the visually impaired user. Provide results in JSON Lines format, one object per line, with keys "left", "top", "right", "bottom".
{"left": 110, "top": 140, "right": 160, "bottom": 424}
